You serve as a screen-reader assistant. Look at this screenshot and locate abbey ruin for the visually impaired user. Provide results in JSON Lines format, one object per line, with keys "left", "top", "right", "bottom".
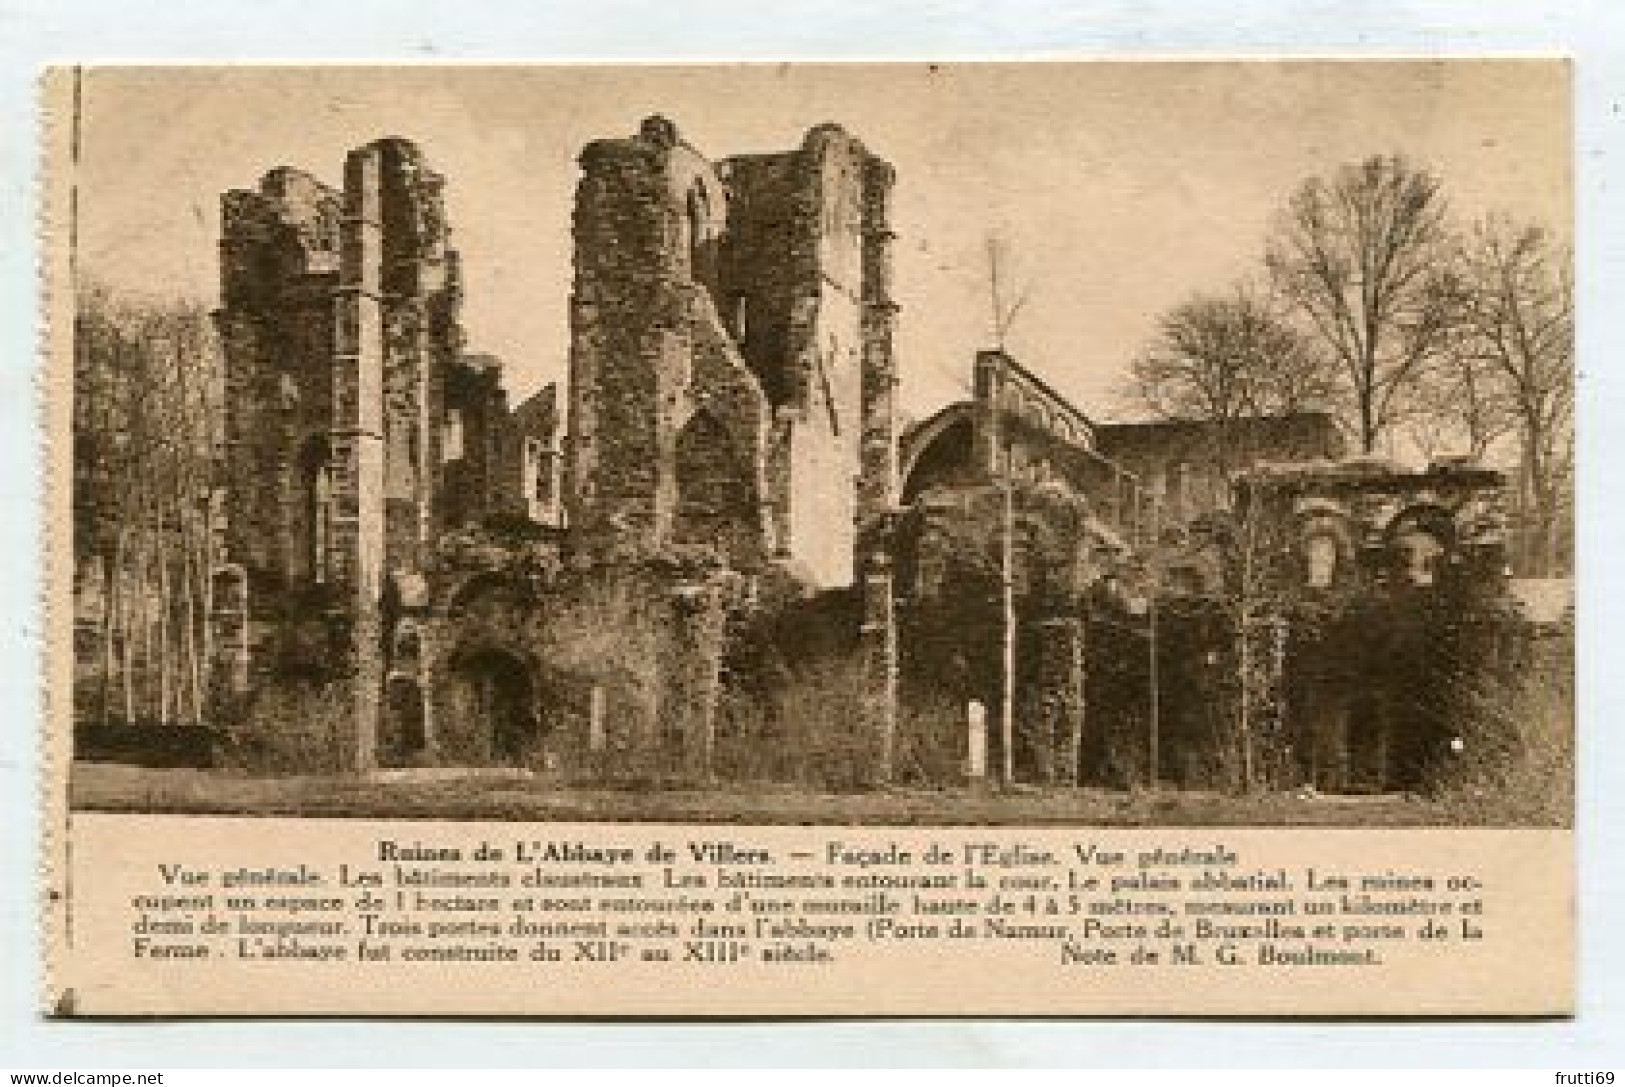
{"left": 77, "top": 117, "right": 1530, "bottom": 796}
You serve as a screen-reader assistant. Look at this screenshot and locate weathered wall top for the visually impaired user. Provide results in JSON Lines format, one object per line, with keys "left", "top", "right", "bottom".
{"left": 1243, "top": 457, "right": 1510, "bottom": 592}
{"left": 1097, "top": 413, "right": 1346, "bottom": 468}
{"left": 577, "top": 115, "right": 729, "bottom": 235}
{"left": 220, "top": 168, "right": 344, "bottom": 297}
{"left": 974, "top": 349, "right": 1097, "bottom": 451}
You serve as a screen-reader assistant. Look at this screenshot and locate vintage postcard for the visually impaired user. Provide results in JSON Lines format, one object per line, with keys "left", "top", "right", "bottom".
{"left": 42, "top": 61, "right": 1574, "bottom": 1017}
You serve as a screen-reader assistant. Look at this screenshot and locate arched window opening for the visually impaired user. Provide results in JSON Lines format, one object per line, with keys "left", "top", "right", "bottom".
{"left": 1397, "top": 527, "right": 1445, "bottom": 586}
{"left": 673, "top": 412, "right": 755, "bottom": 564}
{"left": 1306, "top": 533, "right": 1339, "bottom": 589}
{"left": 442, "top": 408, "right": 465, "bottom": 463}
{"left": 302, "top": 438, "right": 333, "bottom": 585}
{"left": 686, "top": 184, "right": 721, "bottom": 301}
{"left": 1387, "top": 507, "right": 1455, "bottom": 588}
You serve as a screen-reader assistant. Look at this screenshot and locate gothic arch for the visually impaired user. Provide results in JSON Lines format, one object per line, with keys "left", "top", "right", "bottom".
{"left": 673, "top": 410, "right": 758, "bottom": 564}
{"left": 1384, "top": 504, "right": 1457, "bottom": 587}
{"left": 899, "top": 403, "right": 976, "bottom": 502}
{"left": 1296, "top": 508, "right": 1357, "bottom": 590}
{"left": 442, "top": 570, "right": 526, "bottom": 616}
{"left": 299, "top": 435, "right": 333, "bottom": 584}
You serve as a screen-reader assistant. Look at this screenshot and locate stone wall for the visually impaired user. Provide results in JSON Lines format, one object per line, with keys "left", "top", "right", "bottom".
{"left": 1243, "top": 458, "right": 1509, "bottom": 594}
{"left": 1234, "top": 459, "right": 1511, "bottom": 792}
{"left": 195, "top": 120, "right": 1528, "bottom": 794}
{"left": 217, "top": 167, "right": 342, "bottom": 588}
{"left": 1096, "top": 413, "right": 1346, "bottom": 528}
{"left": 889, "top": 338, "right": 1518, "bottom": 792}
{"left": 215, "top": 124, "right": 832, "bottom": 776}
{"left": 564, "top": 117, "right": 897, "bottom": 591}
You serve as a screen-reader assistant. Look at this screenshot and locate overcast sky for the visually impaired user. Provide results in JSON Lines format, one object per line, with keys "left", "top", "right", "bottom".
{"left": 73, "top": 62, "right": 1569, "bottom": 424}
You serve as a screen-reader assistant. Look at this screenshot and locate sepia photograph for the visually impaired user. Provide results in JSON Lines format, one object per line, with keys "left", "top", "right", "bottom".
{"left": 59, "top": 62, "right": 1573, "bottom": 830}
{"left": 31, "top": 52, "right": 1594, "bottom": 1023}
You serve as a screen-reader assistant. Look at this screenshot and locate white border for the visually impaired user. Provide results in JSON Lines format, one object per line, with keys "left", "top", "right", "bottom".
{"left": 2, "top": 0, "right": 1619, "bottom": 1068}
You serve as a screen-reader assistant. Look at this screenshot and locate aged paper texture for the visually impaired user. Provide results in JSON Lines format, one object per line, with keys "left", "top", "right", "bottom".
{"left": 43, "top": 62, "right": 1575, "bottom": 1017}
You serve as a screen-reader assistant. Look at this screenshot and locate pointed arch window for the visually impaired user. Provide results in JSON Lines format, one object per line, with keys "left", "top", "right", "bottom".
{"left": 1306, "top": 533, "right": 1338, "bottom": 589}
{"left": 302, "top": 437, "right": 334, "bottom": 584}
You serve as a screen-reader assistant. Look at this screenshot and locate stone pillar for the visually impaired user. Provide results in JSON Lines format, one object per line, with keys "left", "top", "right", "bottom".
{"left": 1239, "top": 615, "right": 1289, "bottom": 791}
{"left": 1037, "top": 615, "right": 1086, "bottom": 787}
{"left": 566, "top": 125, "right": 691, "bottom": 562}
{"left": 859, "top": 550, "right": 898, "bottom": 786}
{"left": 859, "top": 156, "right": 900, "bottom": 524}
{"left": 587, "top": 684, "right": 608, "bottom": 754}
{"left": 416, "top": 661, "right": 437, "bottom": 765}
{"left": 965, "top": 700, "right": 989, "bottom": 787}
{"left": 669, "top": 581, "right": 724, "bottom": 782}
{"left": 386, "top": 618, "right": 434, "bottom": 765}
{"left": 331, "top": 144, "right": 392, "bottom": 773}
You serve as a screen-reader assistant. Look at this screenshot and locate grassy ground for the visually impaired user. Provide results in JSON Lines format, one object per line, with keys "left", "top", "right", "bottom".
{"left": 69, "top": 761, "right": 1487, "bottom": 826}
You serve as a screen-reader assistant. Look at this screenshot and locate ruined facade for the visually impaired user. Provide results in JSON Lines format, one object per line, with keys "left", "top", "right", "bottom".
{"left": 72, "top": 117, "right": 1516, "bottom": 795}
{"left": 213, "top": 139, "right": 554, "bottom": 769}
{"left": 510, "top": 384, "right": 565, "bottom": 527}
{"left": 565, "top": 116, "right": 898, "bottom": 587}
{"left": 1247, "top": 459, "right": 1511, "bottom": 791}
{"left": 903, "top": 351, "right": 1139, "bottom": 535}
{"left": 895, "top": 348, "right": 1511, "bottom": 791}
{"left": 197, "top": 121, "right": 901, "bottom": 775}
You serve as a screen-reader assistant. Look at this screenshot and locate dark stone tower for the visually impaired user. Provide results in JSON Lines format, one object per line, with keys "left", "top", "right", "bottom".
{"left": 214, "top": 138, "right": 475, "bottom": 770}
{"left": 564, "top": 117, "right": 899, "bottom": 590}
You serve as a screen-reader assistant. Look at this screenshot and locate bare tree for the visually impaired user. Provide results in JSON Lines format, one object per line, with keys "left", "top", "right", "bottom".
{"left": 74, "top": 283, "right": 223, "bottom": 726}
{"left": 1131, "top": 281, "right": 1337, "bottom": 471}
{"left": 1266, "top": 155, "right": 1457, "bottom": 454}
{"left": 1455, "top": 215, "right": 1573, "bottom": 576}
{"left": 1403, "top": 303, "right": 1517, "bottom": 462}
